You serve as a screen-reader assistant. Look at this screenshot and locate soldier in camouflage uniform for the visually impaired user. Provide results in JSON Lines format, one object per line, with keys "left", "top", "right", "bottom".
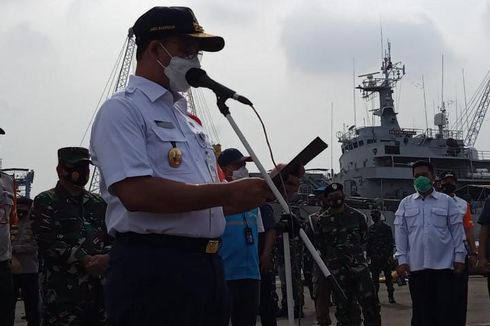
{"left": 367, "top": 209, "right": 396, "bottom": 304}
{"left": 276, "top": 234, "right": 305, "bottom": 318}
{"left": 307, "top": 183, "right": 381, "bottom": 326}
{"left": 31, "top": 147, "right": 111, "bottom": 326}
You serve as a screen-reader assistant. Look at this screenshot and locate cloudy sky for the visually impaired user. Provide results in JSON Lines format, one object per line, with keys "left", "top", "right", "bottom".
{"left": 1, "top": 0, "right": 489, "bottom": 195}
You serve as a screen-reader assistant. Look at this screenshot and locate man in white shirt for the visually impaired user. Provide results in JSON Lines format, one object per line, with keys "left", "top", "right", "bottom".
{"left": 90, "top": 6, "right": 301, "bottom": 326}
{"left": 394, "top": 161, "right": 466, "bottom": 326}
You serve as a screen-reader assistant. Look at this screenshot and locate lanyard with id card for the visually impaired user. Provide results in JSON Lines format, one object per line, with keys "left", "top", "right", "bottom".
{"left": 242, "top": 214, "right": 254, "bottom": 245}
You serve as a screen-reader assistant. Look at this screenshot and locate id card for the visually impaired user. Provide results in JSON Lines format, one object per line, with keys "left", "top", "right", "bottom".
{"left": 244, "top": 227, "right": 254, "bottom": 245}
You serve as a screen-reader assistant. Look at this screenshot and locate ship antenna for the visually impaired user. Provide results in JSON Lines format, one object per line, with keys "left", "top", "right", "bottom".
{"left": 353, "top": 58, "right": 357, "bottom": 126}
{"left": 380, "top": 18, "right": 384, "bottom": 64}
{"left": 441, "top": 54, "right": 445, "bottom": 112}
{"left": 422, "top": 75, "right": 429, "bottom": 131}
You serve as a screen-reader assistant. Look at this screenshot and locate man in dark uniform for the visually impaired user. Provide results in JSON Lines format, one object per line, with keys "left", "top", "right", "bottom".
{"left": 90, "top": 6, "right": 301, "bottom": 326}
{"left": 307, "top": 183, "right": 381, "bottom": 326}
{"left": 367, "top": 209, "right": 396, "bottom": 303}
{"left": 31, "top": 147, "right": 111, "bottom": 326}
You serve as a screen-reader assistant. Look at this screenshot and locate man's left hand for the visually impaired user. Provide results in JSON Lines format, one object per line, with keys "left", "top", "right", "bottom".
{"left": 454, "top": 262, "right": 466, "bottom": 275}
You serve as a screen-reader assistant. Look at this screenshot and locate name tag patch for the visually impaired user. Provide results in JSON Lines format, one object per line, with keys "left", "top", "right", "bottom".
{"left": 155, "top": 120, "right": 175, "bottom": 129}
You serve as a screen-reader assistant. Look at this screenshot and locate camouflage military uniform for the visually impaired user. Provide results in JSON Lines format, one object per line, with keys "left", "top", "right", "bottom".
{"left": 367, "top": 219, "right": 395, "bottom": 302}
{"left": 31, "top": 182, "right": 110, "bottom": 326}
{"left": 308, "top": 205, "right": 381, "bottom": 326}
{"left": 276, "top": 235, "right": 304, "bottom": 316}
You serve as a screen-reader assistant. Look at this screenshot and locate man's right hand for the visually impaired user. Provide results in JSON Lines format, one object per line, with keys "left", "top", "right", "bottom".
{"left": 224, "top": 178, "right": 272, "bottom": 214}
{"left": 397, "top": 264, "right": 410, "bottom": 278}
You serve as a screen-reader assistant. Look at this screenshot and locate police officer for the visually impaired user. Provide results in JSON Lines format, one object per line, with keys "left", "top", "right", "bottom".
{"left": 307, "top": 183, "right": 381, "bottom": 326}
{"left": 439, "top": 171, "right": 477, "bottom": 325}
{"left": 31, "top": 147, "right": 111, "bottom": 326}
{"left": 367, "top": 209, "right": 396, "bottom": 304}
{"left": 0, "top": 137, "right": 17, "bottom": 326}
{"left": 90, "top": 6, "right": 300, "bottom": 326}
{"left": 10, "top": 197, "right": 40, "bottom": 326}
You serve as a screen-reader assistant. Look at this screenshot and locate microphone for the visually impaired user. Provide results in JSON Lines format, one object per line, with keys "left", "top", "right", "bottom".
{"left": 186, "top": 68, "right": 253, "bottom": 106}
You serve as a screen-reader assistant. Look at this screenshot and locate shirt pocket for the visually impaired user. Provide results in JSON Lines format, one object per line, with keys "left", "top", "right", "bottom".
{"left": 431, "top": 207, "right": 448, "bottom": 228}
{"left": 404, "top": 207, "right": 419, "bottom": 228}
{"left": 149, "top": 126, "right": 193, "bottom": 175}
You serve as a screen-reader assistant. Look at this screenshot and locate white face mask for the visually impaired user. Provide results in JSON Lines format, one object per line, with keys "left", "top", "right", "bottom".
{"left": 157, "top": 43, "right": 201, "bottom": 92}
{"left": 232, "top": 166, "right": 249, "bottom": 180}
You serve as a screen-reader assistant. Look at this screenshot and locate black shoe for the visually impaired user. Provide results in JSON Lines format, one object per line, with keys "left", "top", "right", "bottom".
{"left": 389, "top": 296, "right": 396, "bottom": 304}
{"left": 276, "top": 307, "right": 287, "bottom": 317}
{"left": 294, "top": 307, "right": 304, "bottom": 319}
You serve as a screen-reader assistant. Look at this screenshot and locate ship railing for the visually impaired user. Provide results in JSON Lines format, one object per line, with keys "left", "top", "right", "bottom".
{"left": 434, "top": 167, "right": 490, "bottom": 180}
{"left": 424, "top": 128, "right": 464, "bottom": 140}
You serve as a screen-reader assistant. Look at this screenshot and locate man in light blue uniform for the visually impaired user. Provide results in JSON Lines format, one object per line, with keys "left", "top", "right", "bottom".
{"left": 394, "top": 161, "right": 466, "bottom": 326}
{"left": 218, "top": 148, "right": 264, "bottom": 326}
{"left": 90, "top": 7, "right": 300, "bottom": 326}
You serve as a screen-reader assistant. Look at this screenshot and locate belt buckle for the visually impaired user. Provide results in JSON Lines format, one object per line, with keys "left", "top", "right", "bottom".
{"left": 205, "top": 240, "right": 219, "bottom": 254}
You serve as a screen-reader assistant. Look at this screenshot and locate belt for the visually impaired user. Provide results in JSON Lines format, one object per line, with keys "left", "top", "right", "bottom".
{"left": 115, "top": 232, "right": 221, "bottom": 254}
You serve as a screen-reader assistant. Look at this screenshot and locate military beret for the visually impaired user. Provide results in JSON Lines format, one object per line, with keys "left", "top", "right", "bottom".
{"left": 324, "top": 183, "right": 343, "bottom": 195}
{"left": 58, "top": 147, "right": 93, "bottom": 166}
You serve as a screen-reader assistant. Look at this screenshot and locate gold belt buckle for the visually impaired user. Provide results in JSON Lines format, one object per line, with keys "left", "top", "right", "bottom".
{"left": 205, "top": 240, "right": 219, "bottom": 254}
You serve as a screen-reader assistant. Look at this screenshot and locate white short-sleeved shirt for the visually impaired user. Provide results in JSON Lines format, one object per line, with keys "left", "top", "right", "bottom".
{"left": 90, "top": 75, "right": 225, "bottom": 238}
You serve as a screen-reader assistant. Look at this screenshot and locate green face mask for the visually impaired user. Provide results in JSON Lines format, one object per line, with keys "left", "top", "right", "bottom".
{"left": 414, "top": 176, "right": 432, "bottom": 193}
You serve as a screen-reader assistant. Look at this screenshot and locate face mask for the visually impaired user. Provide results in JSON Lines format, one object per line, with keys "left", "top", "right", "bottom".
{"left": 414, "top": 176, "right": 432, "bottom": 193}
{"left": 232, "top": 166, "right": 249, "bottom": 180}
{"left": 157, "top": 43, "right": 201, "bottom": 92}
{"left": 328, "top": 196, "right": 344, "bottom": 209}
{"left": 441, "top": 183, "right": 456, "bottom": 195}
{"left": 17, "top": 210, "right": 28, "bottom": 219}
{"left": 62, "top": 164, "right": 90, "bottom": 187}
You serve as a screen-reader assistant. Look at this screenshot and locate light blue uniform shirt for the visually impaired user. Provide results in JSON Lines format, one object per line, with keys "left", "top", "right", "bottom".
{"left": 90, "top": 75, "right": 225, "bottom": 238}
{"left": 220, "top": 208, "right": 263, "bottom": 281}
{"left": 394, "top": 190, "right": 466, "bottom": 271}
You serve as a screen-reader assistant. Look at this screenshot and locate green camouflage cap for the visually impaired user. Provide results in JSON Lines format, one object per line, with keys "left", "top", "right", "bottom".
{"left": 58, "top": 147, "right": 93, "bottom": 165}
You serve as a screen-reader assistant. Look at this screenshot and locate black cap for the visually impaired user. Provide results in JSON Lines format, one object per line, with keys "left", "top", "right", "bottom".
{"left": 440, "top": 171, "right": 457, "bottom": 182}
{"left": 133, "top": 6, "right": 224, "bottom": 52}
{"left": 217, "top": 148, "right": 252, "bottom": 168}
{"left": 324, "top": 183, "right": 344, "bottom": 195}
{"left": 0, "top": 128, "right": 4, "bottom": 135}
{"left": 58, "top": 147, "right": 93, "bottom": 166}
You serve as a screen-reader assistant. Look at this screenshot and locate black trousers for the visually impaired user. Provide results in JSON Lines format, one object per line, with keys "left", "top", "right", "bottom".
{"left": 453, "top": 262, "right": 469, "bottom": 326}
{"left": 0, "top": 261, "right": 15, "bottom": 326}
{"left": 226, "top": 279, "right": 260, "bottom": 326}
{"left": 12, "top": 273, "right": 40, "bottom": 326}
{"left": 259, "top": 271, "right": 277, "bottom": 326}
{"left": 408, "top": 269, "right": 457, "bottom": 326}
{"left": 106, "top": 238, "right": 227, "bottom": 326}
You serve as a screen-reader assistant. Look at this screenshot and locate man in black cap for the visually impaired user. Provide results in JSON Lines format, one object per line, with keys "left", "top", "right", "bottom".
{"left": 439, "top": 171, "right": 476, "bottom": 325}
{"left": 31, "top": 147, "right": 111, "bottom": 326}
{"left": 90, "top": 6, "right": 301, "bottom": 326}
{"left": 306, "top": 183, "right": 381, "bottom": 326}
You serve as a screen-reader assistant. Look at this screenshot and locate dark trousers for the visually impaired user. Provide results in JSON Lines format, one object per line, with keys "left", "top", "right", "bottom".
{"left": 408, "top": 269, "right": 457, "bottom": 326}
{"left": 453, "top": 263, "right": 469, "bottom": 326}
{"left": 0, "top": 261, "right": 15, "bottom": 326}
{"left": 106, "top": 238, "right": 227, "bottom": 326}
{"left": 12, "top": 273, "right": 40, "bottom": 326}
{"left": 370, "top": 260, "right": 394, "bottom": 298}
{"left": 259, "top": 271, "right": 277, "bottom": 326}
{"left": 226, "top": 279, "right": 260, "bottom": 326}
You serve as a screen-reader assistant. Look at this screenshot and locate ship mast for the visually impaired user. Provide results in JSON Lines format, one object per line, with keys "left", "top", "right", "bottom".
{"left": 356, "top": 42, "right": 405, "bottom": 129}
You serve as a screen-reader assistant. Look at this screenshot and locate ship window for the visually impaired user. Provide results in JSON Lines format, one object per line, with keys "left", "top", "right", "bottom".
{"left": 367, "top": 139, "right": 377, "bottom": 144}
{"left": 353, "top": 142, "right": 358, "bottom": 148}
{"left": 348, "top": 144, "right": 353, "bottom": 150}
{"left": 359, "top": 140, "right": 364, "bottom": 146}
{"left": 385, "top": 145, "right": 400, "bottom": 155}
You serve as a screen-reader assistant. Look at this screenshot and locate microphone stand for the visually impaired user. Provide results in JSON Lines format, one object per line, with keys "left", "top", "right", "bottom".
{"left": 214, "top": 96, "right": 346, "bottom": 326}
